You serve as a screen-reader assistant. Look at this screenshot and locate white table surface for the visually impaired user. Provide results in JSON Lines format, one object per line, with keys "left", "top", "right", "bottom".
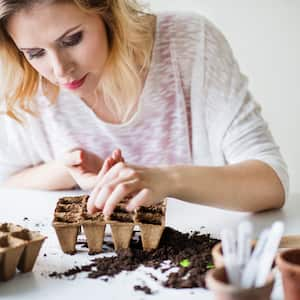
{"left": 0, "top": 188, "right": 299, "bottom": 300}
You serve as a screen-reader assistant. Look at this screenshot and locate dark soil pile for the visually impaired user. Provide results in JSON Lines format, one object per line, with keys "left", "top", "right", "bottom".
{"left": 134, "top": 285, "right": 153, "bottom": 294}
{"left": 49, "top": 227, "right": 219, "bottom": 289}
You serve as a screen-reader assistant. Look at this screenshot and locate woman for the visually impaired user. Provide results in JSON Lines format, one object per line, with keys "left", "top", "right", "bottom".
{"left": 0, "top": 0, "right": 288, "bottom": 217}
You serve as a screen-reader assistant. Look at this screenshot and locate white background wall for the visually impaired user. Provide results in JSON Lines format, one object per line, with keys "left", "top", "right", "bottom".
{"left": 147, "top": 0, "right": 300, "bottom": 194}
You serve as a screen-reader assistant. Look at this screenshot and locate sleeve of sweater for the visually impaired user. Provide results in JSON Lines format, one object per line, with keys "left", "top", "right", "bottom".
{"left": 0, "top": 117, "right": 30, "bottom": 182}
{"left": 0, "top": 114, "right": 44, "bottom": 183}
{"left": 202, "top": 19, "right": 289, "bottom": 201}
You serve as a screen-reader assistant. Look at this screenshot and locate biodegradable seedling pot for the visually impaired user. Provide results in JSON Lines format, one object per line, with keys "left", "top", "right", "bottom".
{"left": 0, "top": 225, "right": 47, "bottom": 281}
{"left": 82, "top": 222, "right": 106, "bottom": 254}
{"left": 276, "top": 248, "right": 300, "bottom": 300}
{"left": 11, "top": 229, "right": 46, "bottom": 272}
{"left": 110, "top": 223, "right": 134, "bottom": 250}
{"left": 205, "top": 266, "right": 275, "bottom": 300}
{"left": 0, "top": 223, "right": 23, "bottom": 234}
{"left": 139, "top": 223, "right": 165, "bottom": 250}
{"left": 0, "top": 236, "right": 25, "bottom": 281}
{"left": 53, "top": 195, "right": 167, "bottom": 254}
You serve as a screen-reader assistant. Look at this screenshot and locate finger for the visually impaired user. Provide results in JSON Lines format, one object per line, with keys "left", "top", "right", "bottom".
{"left": 97, "top": 162, "right": 127, "bottom": 187}
{"left": 126, "top": 189, "right": 152, "bottom": 211}
{"left": 112, "top": 148, "right": 125, "bottom": 164}
{"left": 92, "top": 184, "right": 114, "bottom": 211}
{"left": 61, "top": 150, "right": 82, "bottom": 167}
{"left": 93, "top": 161, "right": 126, "bottom": 193}
{"left": 87, "top": 159, "right": 111, "bottom": 212}
{"left": 87, "top": 158, "right": 110, "bottom": 212}
{"left": 88, "top": 162, "right": 127, "bottom": 213}
{"left": 112, "top": 149, "right": 120, "bottom": 161}
{"left": 116, "top": 149, "right": 125, "bottom": 163}
{"left": 91, "top": 169, "right": 138, "bottom": 212}
{"left": 87, "top": 180, "right": 101, "bottom": 213}
{"left": 87, "top": 194, "right": 102, "bottom": 214}
{"left": 96, "top": 157, "right": 113, "bottom": 179}
{"left": 102, "top": 179, "right": 141, "bottom": 217}
{"left": 119, "top": 150, "right": 125, "bottom": 162}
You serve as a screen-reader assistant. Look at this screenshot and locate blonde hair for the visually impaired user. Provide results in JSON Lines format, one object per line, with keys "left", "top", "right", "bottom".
{"left": 0, "top": 0, "right": 155, "bottom": 122}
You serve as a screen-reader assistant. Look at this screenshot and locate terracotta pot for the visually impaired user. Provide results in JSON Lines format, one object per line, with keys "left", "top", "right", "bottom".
{"left": 276, "top": 248, "right": 300, "bottom": 300}
{"left": 211, "top": 242, "right": 226, "bottom": 268}
{"left": 211, "top": 241, "right": 256, "bottom": 268}
{"left": 205, "top": 266, "right": 275, "bottom": 300}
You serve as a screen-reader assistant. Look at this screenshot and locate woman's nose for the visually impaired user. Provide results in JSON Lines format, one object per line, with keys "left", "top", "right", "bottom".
{"left": 50, "top": 52, "right": 75, "bottom": 80}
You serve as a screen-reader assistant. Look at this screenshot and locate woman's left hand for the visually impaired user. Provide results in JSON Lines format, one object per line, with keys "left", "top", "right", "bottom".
{"left": 60, "top": 148, "right": 104, "bottom": 191}
{"left": 87, "top": 161, "right": 170, "bottom": 217}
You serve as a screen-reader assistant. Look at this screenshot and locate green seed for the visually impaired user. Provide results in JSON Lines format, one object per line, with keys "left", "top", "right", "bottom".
{"left": 180, "top": 259, "right": 191, "bottom": 268}
{"left": 206, "top": 263, "right": 214, "bottom": 269}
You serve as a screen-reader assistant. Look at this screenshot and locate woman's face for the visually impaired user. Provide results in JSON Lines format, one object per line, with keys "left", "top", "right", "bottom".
{"left": 6, "top": 1, "right": 109, "bottom": 98}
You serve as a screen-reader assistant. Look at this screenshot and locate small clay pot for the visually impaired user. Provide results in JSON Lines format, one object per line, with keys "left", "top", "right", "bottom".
{"left": 205, "top": 266, "right": 275, "bottom": 300}
{"left": 276, "top": 248, "right": 300, "bottom": 300}
{"left": 211, "top": 241, "right": 256, "bottom": 268}
{"left": 211, "top": 242, "right": 226, "bottom": 268}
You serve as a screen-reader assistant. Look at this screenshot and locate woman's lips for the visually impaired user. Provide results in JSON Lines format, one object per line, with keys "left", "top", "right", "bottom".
{"left": 62, "top": 74, "right": 88, "bottom": 90}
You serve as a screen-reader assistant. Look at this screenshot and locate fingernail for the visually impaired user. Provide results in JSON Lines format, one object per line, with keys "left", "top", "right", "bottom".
{"left": 87, "top": 203, "right": 93, "bottom": 214}
{"left": 103, "top": 208, "right": 110, "bottom": 218}
{"left": 87, "top": 197, "right": 93, "bottom": 205}
{"left": 126, "top": 205, "right": 134, "bottom": 212}
{"left": 88, "top": 207, "right": 95, "bottom": 214}
{"left": 103, "top": 213, "right": 110, "bottom": 221}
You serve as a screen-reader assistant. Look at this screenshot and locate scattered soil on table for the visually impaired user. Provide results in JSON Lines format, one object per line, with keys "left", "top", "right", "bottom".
{"left": 49, "top": 227, "right": 219, "bottom": 291}
{"left": 134, "top": 285, "right": 154, "bottom": 294}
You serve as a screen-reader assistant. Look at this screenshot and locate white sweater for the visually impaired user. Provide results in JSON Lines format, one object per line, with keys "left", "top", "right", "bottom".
{"left": 0, "top": 13, "right": 289, "bottom": 200}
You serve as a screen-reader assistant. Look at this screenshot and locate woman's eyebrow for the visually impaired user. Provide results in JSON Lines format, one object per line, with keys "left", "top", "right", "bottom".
{"left": 20, "top": 24, "right": 82, "bottom": 51}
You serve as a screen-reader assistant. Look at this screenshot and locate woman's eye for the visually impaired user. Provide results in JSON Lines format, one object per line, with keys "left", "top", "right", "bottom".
{"left": 61, "top": 31, "right": 83, "bottom": 47}
{"left": 27, "top": 50, "right": 45, "bottom": 60}
{"left": 24, "top": 31, "right": 83, "bottom": 60}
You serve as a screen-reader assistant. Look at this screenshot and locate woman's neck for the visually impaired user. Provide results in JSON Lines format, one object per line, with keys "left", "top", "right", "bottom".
{"left": 81, "top": 89, "right": 121, "bottom": 124}
{"left": 81, "top": 15, "right": 156, "bottom": 124}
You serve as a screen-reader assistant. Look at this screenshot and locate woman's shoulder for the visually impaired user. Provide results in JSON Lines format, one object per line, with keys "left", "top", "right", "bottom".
{"left": 156, "top": 12, "right": 203, "bottom": 43}
{"left": 156, "top": 12, "right": 229, "bottom": 50}
{"left": 154, "top": 13, "right": 209, "bottom": 85}
{"left": 155, "top": 12, "right": 229, "bottom": 67}
{"left": 157, "top": 11, "right": 205, "bottom": 28}
{"left": 156, "top": 12, "right": 219, "bottom": 40}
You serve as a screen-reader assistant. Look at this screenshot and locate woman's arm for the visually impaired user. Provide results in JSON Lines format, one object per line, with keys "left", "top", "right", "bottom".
{"left": 165, "top": 160, "right": 285, "bottom": 212}
{"left": 0, "top": 149, "right": 107, "bottom": 191}
{"left": 86, "top": 158, "right": 285, "bottom": 217}
{"left": 0, "top": 161, "right": 76, "bottom": 190}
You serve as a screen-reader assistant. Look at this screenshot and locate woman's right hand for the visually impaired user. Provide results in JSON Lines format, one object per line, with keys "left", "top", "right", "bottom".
{"left": 61, "top": 148, "right": 123, "bottom": 191}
